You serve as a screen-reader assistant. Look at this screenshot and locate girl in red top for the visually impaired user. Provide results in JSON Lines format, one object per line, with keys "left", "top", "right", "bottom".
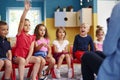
{"left": 13, "top": 1, "right": 41, "bottom": 80}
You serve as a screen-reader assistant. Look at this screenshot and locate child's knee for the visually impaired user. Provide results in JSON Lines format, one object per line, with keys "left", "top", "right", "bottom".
{"left": 41, "top": 59, "right": 46, "bottom": 65}
{"left": 0, "top": 60, "right": 4, "bottom": 66}
{"left": 60, "top": 54, "right": 65, "bottom": 59}
{"left": 65, "top": 54, "right": 70, "bottom": 58}
{"left": 50, "top": 58, "right": 56, "bottom": 65}
{"left": 35, "top": 57, "right": 41, "bottom": 63}
{"left": 19, "top": 58, "right": 26, "bottom": 65}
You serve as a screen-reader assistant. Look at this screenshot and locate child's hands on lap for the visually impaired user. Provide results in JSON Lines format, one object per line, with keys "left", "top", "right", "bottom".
{"left": 25, "top": 57, "right": 30, "bottom": 65}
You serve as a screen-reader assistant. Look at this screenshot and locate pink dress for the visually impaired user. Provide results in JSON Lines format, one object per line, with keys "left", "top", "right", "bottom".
{"left": 13, "top": 31, "right": 35, "bottom": 58}
{"left": 36, "top": 38, "right": 50, "bottom": 52}
{"left": 94, "top": 40, "right": 103, "bottom": 51}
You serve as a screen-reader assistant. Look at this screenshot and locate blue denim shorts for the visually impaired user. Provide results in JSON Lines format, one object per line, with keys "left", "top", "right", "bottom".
{"left": 34, "top": 51, "right": 47, "bottom": 58}
{"left": 0, "top": 58, "right": 8, "bottom": 60}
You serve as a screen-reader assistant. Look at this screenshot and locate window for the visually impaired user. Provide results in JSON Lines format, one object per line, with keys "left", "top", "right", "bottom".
{"left": 7, "top": 7, "right": 41, "bottom": 37}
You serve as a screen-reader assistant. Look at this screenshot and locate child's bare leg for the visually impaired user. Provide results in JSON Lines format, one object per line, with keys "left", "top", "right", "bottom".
{"left": 14, "top": 57, "right": 26, "bottom": 80}
{"left": 46, "top": 57, "right": 55, "bottom": 73}
{"left": 4, "top": 59, "right": 12, "bottom": 79}
{"left": 57, "top": 54, "right": 65, "bottom": 69}
{"left": 65, "top": 54, "right": 71, "bottom": 69}
{"left": 0, "top": 60, "right": 4, "bottom": 70}
{"left": 29, "top": 56, "right": 41, "bottom": 80}
{"left": 38, "top": 57, "right": 46, "bottom": 78}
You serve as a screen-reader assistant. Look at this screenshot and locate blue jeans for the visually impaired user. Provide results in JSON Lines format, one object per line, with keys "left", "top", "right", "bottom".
{"left": 34, "top": 51, "right": 47, "bottom": 58}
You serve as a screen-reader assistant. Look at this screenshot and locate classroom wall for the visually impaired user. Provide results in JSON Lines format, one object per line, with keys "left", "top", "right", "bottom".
{"left": 45, "top": 0, "right": 93, "bottom": 45}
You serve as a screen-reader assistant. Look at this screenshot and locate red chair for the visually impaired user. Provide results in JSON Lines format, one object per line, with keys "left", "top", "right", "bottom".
{"left": 51, "top": 45, "right": 74, "bottom": 78}
{"left": 11, "top": 47, "right": 38, "bottom": 80}
{"left": 69, "top": 45, "right": 81, "bottom": 64}
{"left": 12, "top": 63, "right": 36, "bottom": 80}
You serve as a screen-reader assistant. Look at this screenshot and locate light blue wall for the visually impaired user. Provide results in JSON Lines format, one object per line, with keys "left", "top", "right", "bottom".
{"left": 0, "top": 0, "right": 95, "bottom": 20}
{"left": 0, "top": 0, "right": 44, "bottom": 21}
{"left": 45, "top": 0, "right": 81, "bottom": 18}
{"left": 45, "top": 0, "right": 94, "bottom": 18}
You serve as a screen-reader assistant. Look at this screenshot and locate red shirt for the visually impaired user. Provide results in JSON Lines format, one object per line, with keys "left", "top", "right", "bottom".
{"left": 13, "top": 31, "right": 35, "bottom": 58}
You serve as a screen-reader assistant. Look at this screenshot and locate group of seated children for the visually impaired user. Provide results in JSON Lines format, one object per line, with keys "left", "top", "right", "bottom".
{"left": 0, "top": 0, "right": 105, "bottom": 80}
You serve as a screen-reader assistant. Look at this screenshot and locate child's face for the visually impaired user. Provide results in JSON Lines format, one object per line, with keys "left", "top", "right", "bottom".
{"left": 23, "top": 20, "right": 30, "bottom": 32}
{"left": 80, "top": 25, "right": 89, "bottom": 36}
{"left": 57, "top": 29, "right": 65, "bottom": 39}
{"left": 38, "top": 26, "right": 46, "bottom": 37}
{"left": 0, "top": 25, "right": 8, "bottom": 38}
{"left": 97, "top": 30, "right": 104, "bottom": 40}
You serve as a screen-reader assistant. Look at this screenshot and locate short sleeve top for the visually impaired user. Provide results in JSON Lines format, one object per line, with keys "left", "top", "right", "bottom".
{"left": 53, "top": 39, "right": 69, "bottom": 52}
{"left": 36, "top": 38, "right": 50, "bottom": 52}
{"left": 13, "top": 31, "right": 35, "bottom": 58}
{"left": 0, "top": 36, "right": 11, "bottom": 58}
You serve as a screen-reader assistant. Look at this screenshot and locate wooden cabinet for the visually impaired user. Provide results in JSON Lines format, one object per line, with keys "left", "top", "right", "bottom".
{"left": 54, "top": 8, "right": 92, "bottom": 27}
{"left": 54, "top": 12, "right": 77, "bottom": 27}
{"left": 77, "top": 8, "right": 92, "bottom": 26}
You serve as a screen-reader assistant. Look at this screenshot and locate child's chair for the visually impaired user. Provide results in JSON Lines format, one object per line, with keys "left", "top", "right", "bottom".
{"left": 69, "top": 45, "right": 81, "bottom": 64}
{"left": 51, "top": 45, "right": 74, "bottom": 78}
{"left": 11, "top": 47, "right": 38, "bottom": 80}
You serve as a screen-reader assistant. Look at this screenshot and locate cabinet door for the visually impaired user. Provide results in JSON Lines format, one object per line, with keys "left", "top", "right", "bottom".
{"left": 77, "top": 8, "right": 92, "bottom": 26}
{"left": 54, "top": 12, "right": 77, "bottom": 27}
{"left": 65, "top": 12, "right": 77, "bottom": 27}
{"left": 55, "top": 12, "right": 66, "bottom": 27}
{"left": 81, "top": 8, "right": 92, "bottom": 26}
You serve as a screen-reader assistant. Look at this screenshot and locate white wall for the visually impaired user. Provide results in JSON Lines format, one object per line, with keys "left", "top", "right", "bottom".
{"left": 97, "top": 0, "right": 119, "bottom": 34}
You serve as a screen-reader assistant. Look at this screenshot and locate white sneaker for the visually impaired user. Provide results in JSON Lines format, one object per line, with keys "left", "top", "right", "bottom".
{"left": 54, "top": 68, "right": 61, "bottom": 79}
{"left": 68, "top": 68, "right": 72, "bottom": 78}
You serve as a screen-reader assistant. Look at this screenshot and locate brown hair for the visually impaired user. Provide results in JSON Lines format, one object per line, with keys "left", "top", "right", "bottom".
{"left": 56, "top": 27, "right": 66, "bottom": 40}
{"left": 25, "top": 18, "right": 29, "bottom": 22}
{"left": 0, "top": 21, "right": 7, "bottom": 27}
{"left": 96, "top": 25, "right": 104, "bottom": 36}
{"left": 34, "top": 24, "right": 49, "bottom": 40}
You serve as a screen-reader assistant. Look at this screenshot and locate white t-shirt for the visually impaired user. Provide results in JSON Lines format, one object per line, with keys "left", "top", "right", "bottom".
{"left": 53, "top": 39, "right": 69, "bottom": 52}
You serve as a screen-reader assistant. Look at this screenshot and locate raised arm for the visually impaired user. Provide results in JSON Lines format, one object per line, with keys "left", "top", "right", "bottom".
{"left": 17, "top": 0, "right": 31, "bottom": 35}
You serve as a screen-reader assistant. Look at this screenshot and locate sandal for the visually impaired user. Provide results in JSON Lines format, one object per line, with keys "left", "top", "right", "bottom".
{"left": 43, "top": 69, "right": 50, "bottom": 76}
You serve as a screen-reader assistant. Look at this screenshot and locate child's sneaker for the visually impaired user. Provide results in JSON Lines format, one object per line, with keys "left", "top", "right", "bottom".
{"left": 54, "top": 68, "right": 61, "bottom": 79}
{"left": 68, "top": 68, "right": 72, "bottom": 78}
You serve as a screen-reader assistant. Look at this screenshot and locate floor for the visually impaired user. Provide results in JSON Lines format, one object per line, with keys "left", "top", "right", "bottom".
{"left": 0, "top": 64, "right": 82, "bottom": 80}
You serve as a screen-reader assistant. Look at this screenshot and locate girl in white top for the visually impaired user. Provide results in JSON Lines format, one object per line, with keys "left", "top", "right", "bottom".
{"left": 53, "top": 27, "right": 72, "bottom": 79}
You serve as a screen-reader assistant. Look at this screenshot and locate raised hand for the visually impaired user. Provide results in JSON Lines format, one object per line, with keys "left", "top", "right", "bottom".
{"left": 24, "top": 0, "right": 31, "bottom": 11}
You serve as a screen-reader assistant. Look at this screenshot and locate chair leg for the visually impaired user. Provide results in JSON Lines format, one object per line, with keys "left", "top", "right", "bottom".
{"left": 27, "top": 66, "right": 33, "bottom": 78}
{"left": 12, "top": 66, "right": 16, "bottom": 80}
{"left": 71, "top": 60, "right": 74, "bottom": 78}
{"left": 51, "top": 67, "right": 57, "bottom": 78}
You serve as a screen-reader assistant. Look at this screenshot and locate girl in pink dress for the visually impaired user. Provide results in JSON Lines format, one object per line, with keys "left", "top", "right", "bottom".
{"left": 34, "top": 24, "right": 55, "bottom": 79}
{"left": 94, "top": 25, "right": 104, "bottom": 51}
{"left": 13, "top": 1, "right": 41, "bottom": 80}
